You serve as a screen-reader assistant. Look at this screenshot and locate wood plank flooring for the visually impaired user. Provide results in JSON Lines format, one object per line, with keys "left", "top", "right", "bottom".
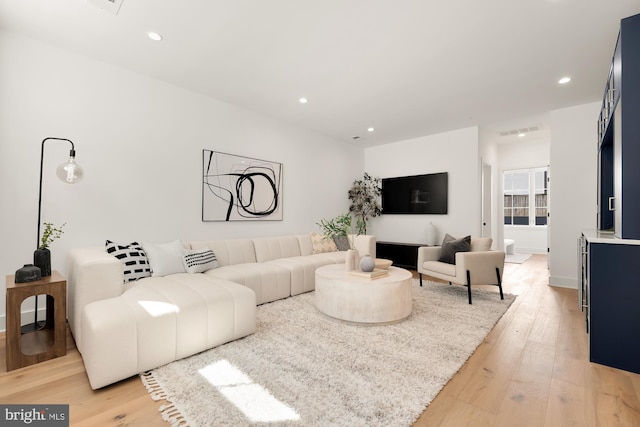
{"left": 1, "top": 254, "right": 639, "bottom": 426}
{"left": 415, "top": 254, "right": 640, "bottom": 427}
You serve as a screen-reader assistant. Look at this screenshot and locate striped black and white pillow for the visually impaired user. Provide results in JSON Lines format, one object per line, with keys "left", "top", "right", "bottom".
{"left": 105, "top": 240, "right": 152, "bottom": 283}
{"left": 183, "top": 248, "right": 218, "bottom": 273}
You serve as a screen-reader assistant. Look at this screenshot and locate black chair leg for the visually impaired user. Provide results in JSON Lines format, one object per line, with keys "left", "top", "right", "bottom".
{"left": 496, "top": 267, "right": 504, "bottom": 300}
{"left": 466, "top": 270, "right": 472, "bottom": 304}
{"left": 419, "top": 273, "right": 423, "bottom": 287}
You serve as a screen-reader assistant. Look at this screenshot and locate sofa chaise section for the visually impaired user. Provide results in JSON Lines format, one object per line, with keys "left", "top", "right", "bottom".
{"left": 79, "top": 274, "right": 255, "bottom": 389}
{"left": 67, "top": 247, "right": 256, "bottom": 389}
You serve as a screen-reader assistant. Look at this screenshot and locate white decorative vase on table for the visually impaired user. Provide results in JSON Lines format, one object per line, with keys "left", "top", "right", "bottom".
{"left": 345, "top": 249, "right": 358, "bottom": 271}
{"left": 425, "top": 221, "right": 438, "bottom": 246}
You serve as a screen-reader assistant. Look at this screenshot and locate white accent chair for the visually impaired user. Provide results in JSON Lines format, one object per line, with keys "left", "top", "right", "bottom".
{"left": 417, "top": 237, "right": 505, "bottom": 304}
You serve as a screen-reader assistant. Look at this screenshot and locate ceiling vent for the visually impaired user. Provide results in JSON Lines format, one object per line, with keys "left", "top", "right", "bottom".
{"left": 497, "top": 124, "right": 542, "bottom": 137}
{"left": 87, "top": 0, "right": 124, "bottom": 15}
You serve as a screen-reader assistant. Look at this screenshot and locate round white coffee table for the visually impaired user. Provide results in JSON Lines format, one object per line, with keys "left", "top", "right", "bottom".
{"left": 315, "top": 264, "right": 413, "bottom": 324}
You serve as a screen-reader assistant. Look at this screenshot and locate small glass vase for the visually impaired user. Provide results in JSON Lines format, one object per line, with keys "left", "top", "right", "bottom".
{"left": 34, "top": 248, "right": 52, "bottom": 277}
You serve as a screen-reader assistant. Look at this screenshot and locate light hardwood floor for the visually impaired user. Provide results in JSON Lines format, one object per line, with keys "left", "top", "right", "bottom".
{"left": 1, "top": 254, "right": 639, "bottom": 426}
{"left": 416, "top": 254, "right": 640, "bottom": 427}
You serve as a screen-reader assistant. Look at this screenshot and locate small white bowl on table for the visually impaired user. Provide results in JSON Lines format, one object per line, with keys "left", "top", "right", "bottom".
{"left": 375, "top": 258, "right": 393, "bottom": 269}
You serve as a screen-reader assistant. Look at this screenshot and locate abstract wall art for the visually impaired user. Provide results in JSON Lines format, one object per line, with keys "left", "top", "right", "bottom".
{"left": 202, "top": 150, "right": 283, "bottom": 221}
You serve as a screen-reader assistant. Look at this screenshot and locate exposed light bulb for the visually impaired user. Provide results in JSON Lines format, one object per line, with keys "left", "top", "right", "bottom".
{"left": 56, "top": 157, "right": 84, "bottom": 183}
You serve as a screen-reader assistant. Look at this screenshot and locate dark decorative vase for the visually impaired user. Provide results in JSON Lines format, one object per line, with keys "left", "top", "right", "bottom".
{"left": 15, "top": 264, "right": 42, "bottom": 283}
{"left": 34, "top": 248, "right": 52, "bottom": 277}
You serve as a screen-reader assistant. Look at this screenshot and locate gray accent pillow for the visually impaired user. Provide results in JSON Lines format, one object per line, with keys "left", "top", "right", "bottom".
{"left": 438, "top": 234, "right": 471, "bottom": 264}
{"left": 333, "top": 235, "right": 351, "bottom": 251}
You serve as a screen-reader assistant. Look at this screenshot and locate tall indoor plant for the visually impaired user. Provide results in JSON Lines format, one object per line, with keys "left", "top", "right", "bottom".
{"left": 348, "top": 172, "right": 382, "bottom": 234}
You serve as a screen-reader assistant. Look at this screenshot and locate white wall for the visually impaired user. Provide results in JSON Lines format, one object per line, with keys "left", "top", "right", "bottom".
{"left": 364, "top": 127, "right": 481, "bottom": 244}
{"left": 499, "top": 138, "right": 551, "bottom": 254}
{"left": 549, "top": 102, "right": 599, "bottom": 288}
{"left": 0, "top": 31, "right": 363, "bottom": 328}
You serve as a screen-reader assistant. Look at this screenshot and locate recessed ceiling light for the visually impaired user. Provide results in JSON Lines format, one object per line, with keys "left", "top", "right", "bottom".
{"left": 518, "top": 133, "right": 525, "bottom": 138}
{"left": 558, "top": 76, "right": 571, "bottom": 84}
{"left": 299, "top": 97, "right": 308, "bottom": 104}
{"left": 148, "top": 32, "right": 163, "bottom": 41}
{"left": 367, "top": 127, "right": 375, "bottom": 132}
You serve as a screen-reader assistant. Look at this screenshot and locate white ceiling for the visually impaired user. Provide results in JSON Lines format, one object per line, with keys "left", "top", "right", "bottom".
{"left": 1, "top": 0, "right": 639, "bottom": 146}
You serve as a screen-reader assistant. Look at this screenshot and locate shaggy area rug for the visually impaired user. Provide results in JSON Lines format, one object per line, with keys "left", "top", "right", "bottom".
{"left": 141, "top": 280, "right": 515, "bottom": 427}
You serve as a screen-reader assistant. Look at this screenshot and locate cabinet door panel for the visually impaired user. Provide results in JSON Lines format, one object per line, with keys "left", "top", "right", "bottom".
{"left": 589, "top": 242, "right": 640, "bottom": 374}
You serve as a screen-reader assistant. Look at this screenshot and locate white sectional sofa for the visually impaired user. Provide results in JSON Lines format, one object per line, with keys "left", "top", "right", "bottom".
{"left": 67, "top": 233, "right": 375, "bottom": 389}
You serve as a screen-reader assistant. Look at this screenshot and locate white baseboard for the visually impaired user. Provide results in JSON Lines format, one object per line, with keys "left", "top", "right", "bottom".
{"left": 548, "top": 275, "right": 578, "bottom": 289}
{"left": 514, "top": 247, "right": 548, "bottom": 255}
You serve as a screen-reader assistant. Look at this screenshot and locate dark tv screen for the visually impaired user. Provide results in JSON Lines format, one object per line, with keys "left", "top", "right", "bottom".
{"left": 382, "top": 172, "right": 448, "bottom": 214}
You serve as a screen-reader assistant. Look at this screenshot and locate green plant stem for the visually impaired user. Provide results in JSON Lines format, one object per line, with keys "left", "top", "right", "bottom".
{"left": 39, "top": 222, "right": 66, "bottom": 249}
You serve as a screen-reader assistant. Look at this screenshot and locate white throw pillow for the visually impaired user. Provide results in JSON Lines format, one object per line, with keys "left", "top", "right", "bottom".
{"left": 183, "top": 248, "right": 218, "bottom": 273}
{"left": 142, "top": 240, "right": 186, "bottom": 277}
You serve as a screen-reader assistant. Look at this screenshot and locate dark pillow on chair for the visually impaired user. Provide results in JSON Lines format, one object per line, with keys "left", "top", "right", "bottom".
{"left": 438, "top": 234, "right": 471, "bottom": 264}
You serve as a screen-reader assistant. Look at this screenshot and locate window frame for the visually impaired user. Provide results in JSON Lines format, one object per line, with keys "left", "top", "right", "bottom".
{"left": 503, "top": 167, "right": 548, "bottom": 228}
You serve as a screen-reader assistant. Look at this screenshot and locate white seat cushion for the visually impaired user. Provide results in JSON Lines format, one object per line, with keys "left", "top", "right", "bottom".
{"left": 205, "top": 263, "right": 290, "bottom": 304}
{"left": 267, "top": 253, "right": 344, "bottom": 296}
{"left": 422, "top": 260, "right": 456, "bottom": 277}
{"left": 80, "top": 273, "right": 256, "bottom": 389}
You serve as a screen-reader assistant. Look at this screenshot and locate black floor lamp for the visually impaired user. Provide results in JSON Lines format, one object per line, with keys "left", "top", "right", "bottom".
{"left": 26, "top": 137, "right": 84, "bottom": 332}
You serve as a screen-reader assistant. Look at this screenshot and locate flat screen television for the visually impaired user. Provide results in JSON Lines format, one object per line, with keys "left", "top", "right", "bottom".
{"left": 381, "top": 172, "right": 448, "bottom": 214}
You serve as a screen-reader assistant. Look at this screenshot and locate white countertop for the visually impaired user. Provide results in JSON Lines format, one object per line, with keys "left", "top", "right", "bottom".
{"left": 582, "top": 229, "right": 640, "bottom": 245}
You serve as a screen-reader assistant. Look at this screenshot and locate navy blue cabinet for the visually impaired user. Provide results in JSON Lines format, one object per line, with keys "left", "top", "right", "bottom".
{"left": 581, "top": 234, "right": 640, "bottom": 374}
{"left": 598, "top": 13, "right": 640, "bottom": 239}
{"left": 598, "top": 134, "right": 614, "bottom": 231}
{"left": 585, "top": 13, "right": 640, "bottom": 375}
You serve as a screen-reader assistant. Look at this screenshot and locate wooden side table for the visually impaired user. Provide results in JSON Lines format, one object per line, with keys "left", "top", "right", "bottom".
{"left": 5, "top": 270, "right": 67, "bottom": 371}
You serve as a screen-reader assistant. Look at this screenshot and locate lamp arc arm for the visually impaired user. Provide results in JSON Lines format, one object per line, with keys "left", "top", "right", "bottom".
{"left": 37, "top": 137, "right": 77, "bottom": 249}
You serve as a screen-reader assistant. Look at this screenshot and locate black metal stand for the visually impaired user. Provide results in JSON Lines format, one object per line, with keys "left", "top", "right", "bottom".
{"left": 22, "top": 138, "right": 77, "bottom": 334}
